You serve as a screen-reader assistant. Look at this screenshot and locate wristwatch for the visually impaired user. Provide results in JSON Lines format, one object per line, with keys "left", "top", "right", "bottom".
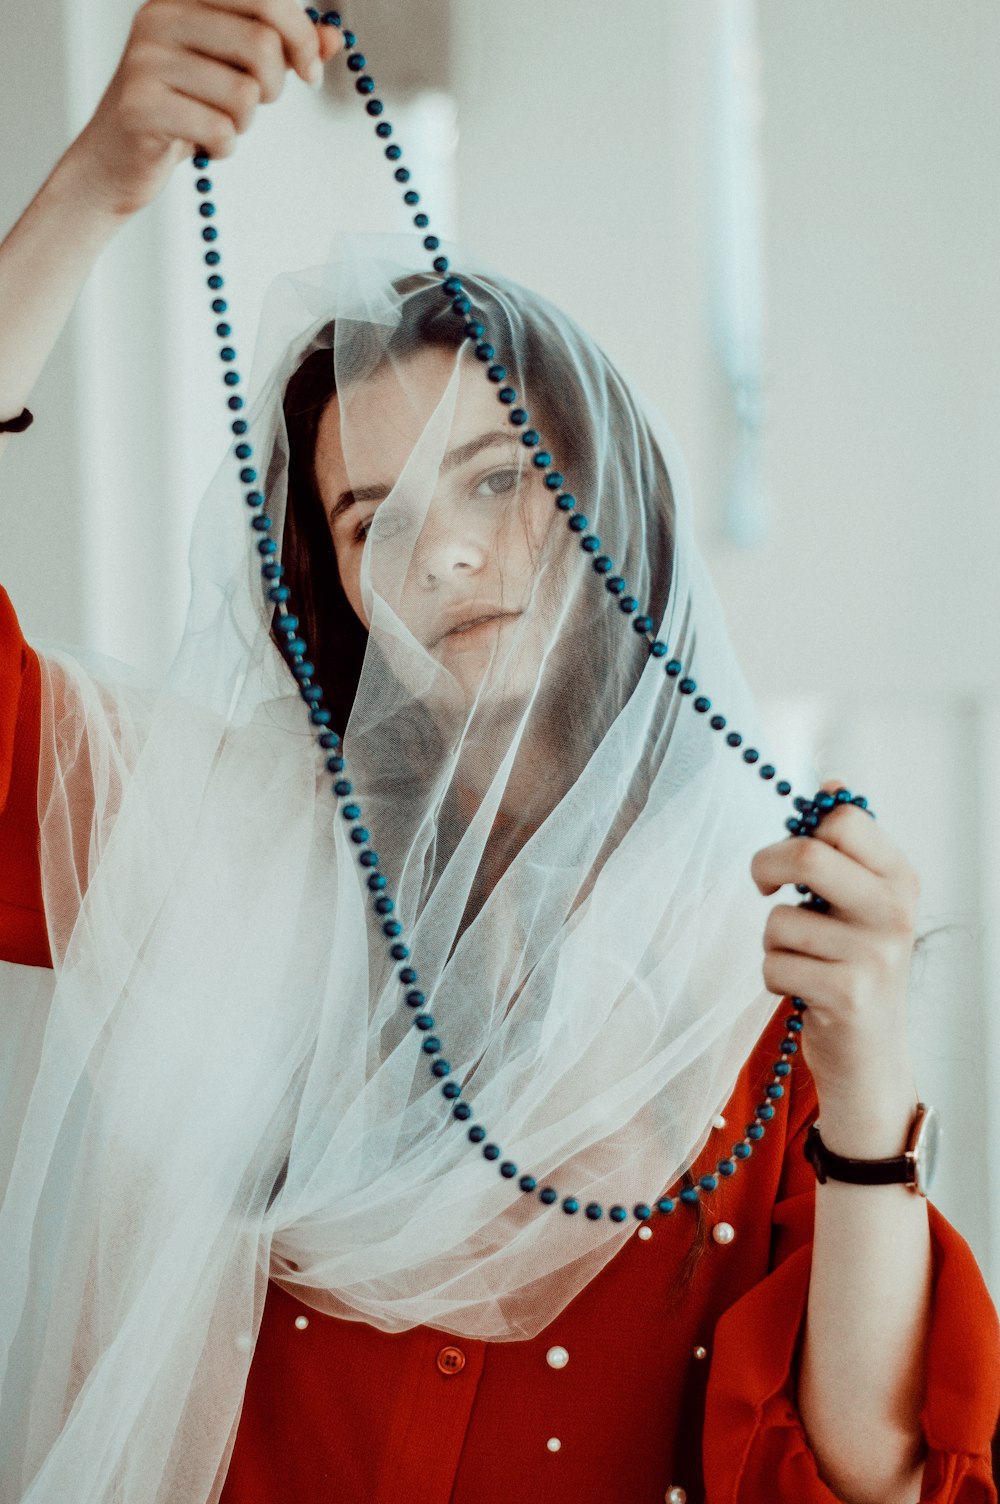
{"left": 804, "top": 1102, "right": 941, "bottom": 1197}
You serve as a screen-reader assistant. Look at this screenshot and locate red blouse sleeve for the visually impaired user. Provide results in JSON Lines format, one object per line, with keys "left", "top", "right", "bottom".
{"left": 703, "top": 1098, "right": 1000, "bottom": 1503}
{"left": 0, "top": 584, "right": 51, "bottom": 968}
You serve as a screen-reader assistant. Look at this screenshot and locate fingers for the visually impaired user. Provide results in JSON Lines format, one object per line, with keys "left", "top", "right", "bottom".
{"left": 195, "top": 0, "right": 321, "bottom": 83}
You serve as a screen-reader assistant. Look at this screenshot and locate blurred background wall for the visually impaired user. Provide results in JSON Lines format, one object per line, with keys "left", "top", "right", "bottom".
{"left": 1, "top": 0, "right": 998, "bottom": 1296}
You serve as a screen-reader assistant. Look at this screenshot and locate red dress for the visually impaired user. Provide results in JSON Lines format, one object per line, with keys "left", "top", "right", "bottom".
{"left": 1, "top": 585, "right": 997, "bottom": 1503}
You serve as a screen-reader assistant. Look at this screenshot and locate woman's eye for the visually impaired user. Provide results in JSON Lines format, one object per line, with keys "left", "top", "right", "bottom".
{"left": 475, "top": 467, "right": 520, "bottom": 498}
{"left": 354, "top": 517, "right": 372, "bottom": 544}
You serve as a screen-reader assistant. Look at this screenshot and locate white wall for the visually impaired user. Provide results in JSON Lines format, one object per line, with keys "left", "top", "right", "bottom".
{"left": 1, "top": 0, "right": 997, "bottom": 1291}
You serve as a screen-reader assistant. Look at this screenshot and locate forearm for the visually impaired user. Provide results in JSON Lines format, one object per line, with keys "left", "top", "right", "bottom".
{"left": 797, "top": 1075, "right": 933, "bottom": 1504}
{"left": 0, "top": 147, "right": 129, "bottom": 462}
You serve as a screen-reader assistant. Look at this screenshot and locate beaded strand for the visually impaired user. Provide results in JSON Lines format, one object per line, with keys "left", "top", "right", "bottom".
{"left": 186, "top": 7, "right": 875, "bottom": 1227}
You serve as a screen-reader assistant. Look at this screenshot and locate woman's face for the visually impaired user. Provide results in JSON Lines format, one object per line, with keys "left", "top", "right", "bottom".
{"left": 314, "top": 344, "right": 563, "bottom": 711}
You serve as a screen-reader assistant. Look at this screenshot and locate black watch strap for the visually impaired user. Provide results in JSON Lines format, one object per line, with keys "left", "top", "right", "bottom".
{"left": 0, "top": 407, "right": 33, "bottom": 433}
{"left": 804, "top": 1121, "right": 916, "bottom": 1187}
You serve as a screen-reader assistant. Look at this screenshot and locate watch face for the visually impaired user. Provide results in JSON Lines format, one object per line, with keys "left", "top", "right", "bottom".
{"left": 911, "top": 1105, "right": 942, "bottom": 1196}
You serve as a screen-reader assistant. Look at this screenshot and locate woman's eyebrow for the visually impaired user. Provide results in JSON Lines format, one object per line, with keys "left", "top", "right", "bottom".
{"left": 328, "top": 429, "right": 517, "bottom": 524}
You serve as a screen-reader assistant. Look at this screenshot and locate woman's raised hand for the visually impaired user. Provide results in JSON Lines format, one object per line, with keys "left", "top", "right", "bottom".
{"left": 65, "top": 0, "right": 344, "bottom": 219}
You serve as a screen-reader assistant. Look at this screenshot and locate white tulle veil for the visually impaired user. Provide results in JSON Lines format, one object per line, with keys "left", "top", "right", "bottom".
{"left": 0, "top": 231, "right": 795, "bottom": 1502}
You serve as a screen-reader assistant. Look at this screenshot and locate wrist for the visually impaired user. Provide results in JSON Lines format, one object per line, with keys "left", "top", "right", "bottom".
{"left": 812, "top": 1083, "right": 920, "bottom": 1161}
{"left": 48, "top": 143, "right": 137, "bottom": 238}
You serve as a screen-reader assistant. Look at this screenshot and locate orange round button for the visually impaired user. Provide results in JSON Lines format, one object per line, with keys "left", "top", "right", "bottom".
{"left": 436, "top": 1345, "right": 466, "bottom": 1375}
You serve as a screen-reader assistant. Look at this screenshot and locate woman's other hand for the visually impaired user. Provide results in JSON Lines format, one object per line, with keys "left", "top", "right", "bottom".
{"left": 65, "top": 0, "right": 344, "bottom": 219}
{"left": 750, "top": 778, "right": 923, "bottom": 1127}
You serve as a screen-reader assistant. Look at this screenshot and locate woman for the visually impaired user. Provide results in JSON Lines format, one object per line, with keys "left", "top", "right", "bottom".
{"left": 0, "top": 3, "right": 997, "bottom": 1502}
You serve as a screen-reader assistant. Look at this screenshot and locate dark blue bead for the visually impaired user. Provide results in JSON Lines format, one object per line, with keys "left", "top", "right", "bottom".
{"left": 442, "top": 1081, "right": 461, "bottom": 1099}
{"left": 780, "top": 1038, "right": 798, "bottom": 1054}
{"left": 717, "top": 1159, "right": 736, "bottom": 1176}
{"left": 234, "top": 443, "right": 251, "bottom": 458}
{"left": 366, "top": 99, "right": 384, "bottom": 116}
{"left": 694, "top": 696, "right": 711, "bottom": 712}
{"left": 192, "top": 153, "right": 209, "bottom": 168}
{"left": 633, "top": 1203, "right": 652, "bottom": 1221}
{"left": 342, "top": 28, "right": 356, "bottom": 45}
{"left": 291, "top": 659, "right": 312, "bottom": 678}
{"left": 483, "top": 1143, "right": 500, "bottom": 1161}
{"left": 211, "top": 299, "right": 227, "bottom": 313}
{"left": 208, "top": 274, "right": 224, "bottom": 289}
{"left": 201, "top": 227, "right": 218, "bottom": 242}
{"left": 383, "top": 920, "right": 402, "bottom": 936}
{"left": 405, "top": 990, "right": 425, "bottom": 1007}
{"left": 257, "top": 539, "right": 276, "bottom": 555}
{"left": 317, "top": 730, "right": 337, "bottom": 746}
{"left": 475, "top": 342, "right": 494, "bottom": 361}
{"left": 223, "top": 372, "right": 240, "bottom": 387}
{"left": 468, "top": 1125, "right": 486, "bottom": 1144}
{"left": 443, "top": 276, "right": 463, "bottom": 296}
{"left": 452, "top": 296, "right": 471, "bottom": 316}
{"left": 743, "top": 748, "right": 760, "bottom": 763}
{"left": 424, "top": 235, "right": 441, "bottom": 252}
{"left": 680, "top": 1186, "right": 700, "bottom": 1204}
{"left": 519, "top": 1175, "right": 537, "bottom": 1193}
{"left": 310, "top": 708, "right": 332, "bottom": 725}
{"left": 633, "top": 615, "right": 653, "bottom": 632}
{"left": 544, "top": 473, "right": 564, "bottom": 490}
{"left": 349, "top": 828, "right": 370, "bottom": 844}
{"left": 227, "top": 397, "right": 244, "bottom": 410}
{"left": 464, "top": 320, "right": 485, "bottom": 339}
{"left": 432, "top": 1060, "right": 451, "bottom": 1077}
{"left": 585, "top": 1203, "right": 603, "bottom": 1220}
{"left": 757, "top": 1102, "right": 776, "bottom": 1118}
{"left": 533, "top": 451, "right": 552, "bottom": 467}
{"left": 421, "top": 1036, "right": 440, "bottom": 1054}
{"left": 498, "top": 387, "right": 516, "bottom": 404}
{"left": 195, "top": 176, "right": 212, "bottom": 194}
{"left": 398, "top": 966, "right": 417, "bottom": 983}
{"left": 394, "top": 167, "right": 411, "bottom": 182}
{"left": 384, "top": 139, "right": 400, "bottom": 154}
{"left": 373, "top": 896, "right": 394, "bottom": 913}
{"left": 773, "top": 1061, "right": 791, "bottom": 1076}
{"left": 679, "top": 678, "right": 696, "bottom": 694}
{"left": 777, "top": 780, "right": 792, "bottom": 795}
{"left": 284, "top": 636, "right": 306, "bottom": 655}
{"left": 403, "top": 190, "right": 419, "bottom": 205}
{"left": 414, "top": 1014, "right": 434, "bottom": 1030}
{"left": 699, "top": 1175, "right": 718, "bottom": 1192}
{"left": 342, "top": 803, "right": 361, "bottom": 819}
{"left": 539, "top": 1187, "right": 558, "bottom": 1205}
{"left": 649, "top": 640, "right": 667, "bottom": 656}
{"left": 347, "top": 52, "right": 366, "bottom": 70}
{"left": 555, "top": 493, "right": 576, "bottom": 511}
{"left": 581, "top": 536, "right": 601, "bottom": 553}
{"left": 359, "top": 851, "right": 379, "bottom": 867}
{"left": 667, "top": 660, "right": 683, "bottom": 677}
{"left": 232, "top": 421, "right": 247, "bottom": 439}
{"left": 199, "top": 202, "right": 215, "bottom": 218}
{"left": 567, "top": 515, "right": 587, "bottom": 533}
{"left": 205, "top": 251, "right": 221, "bottom": 266}
{"left": 747, "top": 1124, "right": 764, "bottom": 1140}
{"left": 766, "top": 1084, "right": 784, "bottom": 1099}
{"left": 509, "top": 408, "right": 528, "bottom": 426}
{"left": 727, "top": 731, "right": 743, "bottom": 747}
{"left": 609, "top": 1206, "right": 628, "bottom": 1223}
{"left": 305, "top": 7, "right": 320, "bottom": 19}
{"left": 267, "top": 586, "right": 290, "bottom": 603}
{"left": 244, "top": 491, "right": 263, "bottom": 508}
{"left": 710, "top": 714, "right": 726, "bottom": 730}
{"left": 522, "top": 430, "right": 540, "bottom": 447}
{"left": 487, "top": 365, "right": 506, "bottom": 383}
{"left": 593, "top": 556, "right": 613, "bottom": 575}
{"left": 562, "top": 1197, "right": 580, "bottom": 1215}
{"left": 618, "top": 596, "right": 638, "bottom": 613}
{"left": 453, "top": 1102, "right": 472, "bottom": 1121}
{"left": 759, "top": 764, "right": 776, "bottom": 779}
{"left": 733, "top": 1142, "right": 752, "bottom": 1159}
{"left": 390, "top": 942, "right": 408, "bottom": 960}
{"left": 656, "top": 1198, "right": 676, "bottom": 1215}
{"left": 500, "top": 1161, "right": 518, "bottom": 1177}
{"left": 322, "top": 10, "right": 341, "bottom": 24}
{"left": 605, "top": 577, "right": 626, "bottom": 596}
{"left": 413, "top": 212, "right": 429, "bottom": 227}
{"left": 238, "top": 465, "right": 255, "bottom": 481}
{"left": 432, "top": 256, "right": 448, "bottom": 273}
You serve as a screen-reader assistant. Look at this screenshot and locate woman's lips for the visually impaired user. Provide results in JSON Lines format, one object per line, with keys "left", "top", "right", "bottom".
{"left": 435, "top": 612, "right": 522, "bottom": 647}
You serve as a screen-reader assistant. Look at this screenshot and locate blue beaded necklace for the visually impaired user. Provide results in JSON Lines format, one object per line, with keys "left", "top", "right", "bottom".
{"left": 188, "top": 8, "right": 874, "bottom": 1230}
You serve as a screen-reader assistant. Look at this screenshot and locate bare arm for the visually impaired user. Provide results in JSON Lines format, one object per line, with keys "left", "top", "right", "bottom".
{"left": 0, "top": 0, "right": 339, "bottom": 468}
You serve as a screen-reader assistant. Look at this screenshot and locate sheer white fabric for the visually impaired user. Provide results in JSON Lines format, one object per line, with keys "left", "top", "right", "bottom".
{"left": 0, "top": 234, "right": 790, "bottom": 1502}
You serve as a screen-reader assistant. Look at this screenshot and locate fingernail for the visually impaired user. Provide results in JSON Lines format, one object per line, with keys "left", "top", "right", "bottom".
{"left": 308, "top": 59, "right": 324, "bottom": 87}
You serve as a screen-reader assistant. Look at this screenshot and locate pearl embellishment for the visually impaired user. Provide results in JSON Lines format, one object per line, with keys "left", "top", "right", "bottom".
{"left": 546, "top": 1345, "right": 569, "bottom": 1369}
{"left": 294, "top": 1314, "right": 309, "bottom": 1329}
{"left": 665, "top": 1489, "right": 687, "bottom": 1504}
{"left": 547, "top": 1437, "right": 562, "bottom": 1453}
{"left": 713, "top": 1114, "right": 726, "bottom": 1129}
{"left": 638, "top": 1225, "right": 653, "bottom": 1240}
{"left": 712, "top": 1221, "right": 735, "bottom": 1245}
{"left": 693, "top": 1345, "right": 707, "bottom": 1360}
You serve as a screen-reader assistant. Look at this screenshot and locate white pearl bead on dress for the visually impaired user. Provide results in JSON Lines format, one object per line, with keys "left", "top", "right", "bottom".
{"left": 638, "top": 1225, "right": 653, "bottom": 1241}
{"left": 693, "top": 1345, "right": 707, "bottom": 1360}
{"left": 546, "top": 1345, "right": 569, "bottom": 1369}
{"left": 546, "top": 1437, "right": 562, "bottom": 1453}
{"left": 294, "top": 1314, "right": 309, "bottom": 1329}
{"left": 665, "top": 1487, "right": 687, "bottom": 1503}
{"left": 712, "top": 1114, "right": 726, "bottom": 1129}
{"left": 711, "top": 1221, "right": 735, "bottom": 1245}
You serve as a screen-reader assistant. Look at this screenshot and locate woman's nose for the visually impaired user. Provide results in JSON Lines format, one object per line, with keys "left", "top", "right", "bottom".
{"left": 411, "top": 509, "right": 488, "bottom": 588}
